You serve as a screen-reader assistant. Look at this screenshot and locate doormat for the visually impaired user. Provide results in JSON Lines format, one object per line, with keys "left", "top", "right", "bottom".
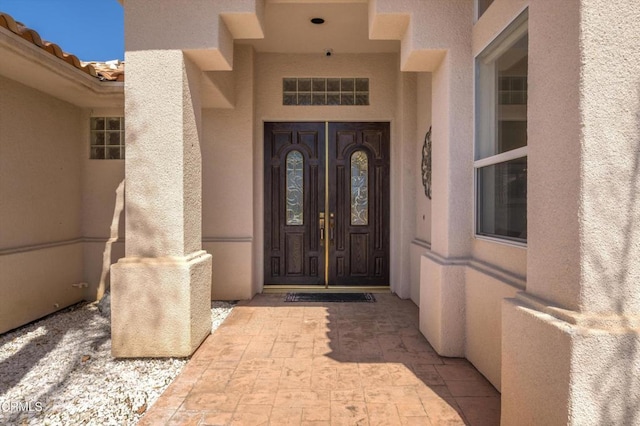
{"left": 284, "top": 293, "right": 376, "bottom": 303}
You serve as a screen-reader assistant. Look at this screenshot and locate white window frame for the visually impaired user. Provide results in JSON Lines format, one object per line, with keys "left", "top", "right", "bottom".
{"left": 473, "top": 11, "right": 528, "bottom": 247}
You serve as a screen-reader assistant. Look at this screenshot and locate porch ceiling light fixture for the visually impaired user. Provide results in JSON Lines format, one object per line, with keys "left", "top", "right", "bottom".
{"left": 310, "top": 17, "right": 325, "bottom": 24}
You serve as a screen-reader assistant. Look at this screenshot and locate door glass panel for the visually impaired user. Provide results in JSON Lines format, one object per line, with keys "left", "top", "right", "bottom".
{"left": 350, "top": 150, "right": 369, "bottom": 225}
{"left": 286, "top": 150, "right": 304, "bottom": 225}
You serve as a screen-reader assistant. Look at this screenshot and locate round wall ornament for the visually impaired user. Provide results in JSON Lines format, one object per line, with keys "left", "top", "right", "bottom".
{"left": 421, "top": 126, "right": 432, "bottom": 199}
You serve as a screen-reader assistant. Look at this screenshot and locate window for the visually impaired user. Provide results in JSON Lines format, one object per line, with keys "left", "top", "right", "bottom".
{"left": 283, "top": 78, "right": 369, "bottom": 106}
{"left": 90, "top": 117, "right": 124, "bottom": 159}
{"left": 475, "top": 11, "right": 527, "bottom": 243}
{"left": 350, "top": 150, "right": 369, "bottom": 226}
{"left": 286, "top": 150, "right": 304, "bottom": 225}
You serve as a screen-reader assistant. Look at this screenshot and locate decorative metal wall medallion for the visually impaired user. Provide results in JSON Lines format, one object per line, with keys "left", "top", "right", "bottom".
{"left": 421, "top": 127, "right": 432, "bottom": 199}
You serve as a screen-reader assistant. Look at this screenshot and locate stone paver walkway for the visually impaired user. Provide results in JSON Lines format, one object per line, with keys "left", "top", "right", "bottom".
{"left": 140, "top": 293, "right": 500, "bottom": 425}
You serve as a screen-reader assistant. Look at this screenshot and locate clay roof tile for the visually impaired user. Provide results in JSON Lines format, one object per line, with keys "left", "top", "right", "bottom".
{"left": 0, "top": 11, "right": 122, "bottom": 81}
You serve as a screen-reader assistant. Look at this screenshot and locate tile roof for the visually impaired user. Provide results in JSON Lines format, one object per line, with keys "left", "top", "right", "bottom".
{"left": 0, "top": 12, "right": 124, "bottom": 81}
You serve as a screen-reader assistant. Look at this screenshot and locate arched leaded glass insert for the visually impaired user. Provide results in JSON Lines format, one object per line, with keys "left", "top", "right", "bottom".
{"left": 350, "top": 150, "right": 369, "bottom": 225}
{"left": 286, "top": 150, "right": 304, "bottom": 225}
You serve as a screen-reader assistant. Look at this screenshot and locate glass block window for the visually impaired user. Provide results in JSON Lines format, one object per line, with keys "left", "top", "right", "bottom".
{"left": 90, "top": 117, "right": 124, "bottom": 159}
{"left": 283, "top": 78, "right": 369, "bottom": 106}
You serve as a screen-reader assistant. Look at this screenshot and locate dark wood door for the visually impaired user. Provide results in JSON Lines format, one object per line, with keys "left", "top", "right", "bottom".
{"left": 264, "top": 122, "right": 325, "bottom": 285}
{"left": 264, "top": 122, "right": 389, "bottom": 286}
{"left": 328, "top": 122, "right": 390, "bottom": 285}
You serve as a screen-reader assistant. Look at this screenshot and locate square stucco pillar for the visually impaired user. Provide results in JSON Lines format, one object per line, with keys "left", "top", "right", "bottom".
{"left": 409, "top": 3, "right": 473, "bottom": 357}
{"left": 110, "top": 50, "right": 212, "bottom": 358}
{"left": 502, "top": 1, "right": 640, "bottom": 424}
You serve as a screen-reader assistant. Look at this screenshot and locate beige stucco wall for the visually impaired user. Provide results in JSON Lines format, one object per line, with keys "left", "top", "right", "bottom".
{"left": 0, "top": 75, "right": 85, "bottom": 333}
{"left": 465, "top": 264, "right": 521, "bottom": 391}
{"left": 410, "top": 72, "right": 432, "bottom": 305}
{"left": 393, "top": 71, "right": 417, "bottom": 298}
{"left": 202, "top": 45, "right": 255, "bottom": 300}
{"left": 503, "top": 0, "right": 640, "bottom": 423}
{"left": 417, "top": 0, "right": 530, "bottom": 390}
{"left": 446, "top": 0, "right": 531, "bottom": 391}
{"left": 81, "top": 107, "right": 126, "bottom": 301}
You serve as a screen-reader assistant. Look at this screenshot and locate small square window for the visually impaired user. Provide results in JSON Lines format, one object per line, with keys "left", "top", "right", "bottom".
{"left": 327, "top": 78, "right": 340, "bottom": 92}
{"left": 355, "top": 78, "right": 369, "bottom": 91}
{"left": 283, "top": 78, "right": 297, "bottom": 92}
{"left": 340, "top": 78, "right": 354, "bottom": 92}
{"left": 298, "top": 78, "right": 311, "bottom": 92}
{"left": 283, "top": 93, "right": 297, "bottom": 105}
{"left": 107, "top": 117, "right": 121, "bottom": 130}
{"left": 341, "top": 93, "right": 355, "bottom": 105}
{"left": 327, "top": 94, "right": 341, "bottom": 105}
{"left": 312, "top": 78, "right": 326, "bottom": 92}
{"left": 90, "top": 117, "right": 124, "bottom": 159}
{"left": 298, "top": 94, "right": 311, "bottom": 105}
{"left": 91, "top": 117, "right": 105, "bottom": 131}
{"left": 312, "top": 94, "right": 326, "bottom": 105}
{"left": 355, "top": 93, "right": 369, "bottom": 106}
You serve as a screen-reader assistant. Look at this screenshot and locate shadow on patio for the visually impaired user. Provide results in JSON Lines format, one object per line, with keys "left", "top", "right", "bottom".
{"left": 140, "top": 293, "right": 500, "bottom": 425}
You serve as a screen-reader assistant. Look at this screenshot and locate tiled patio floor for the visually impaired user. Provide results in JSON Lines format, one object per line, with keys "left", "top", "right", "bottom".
{"left": 140, "top": 293, "right": 500, "bottom": 425}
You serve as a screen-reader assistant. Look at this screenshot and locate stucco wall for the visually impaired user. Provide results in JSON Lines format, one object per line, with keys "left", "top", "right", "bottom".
{"left": 81, "top": 107, "right": 126, "bottom": 301}
{"left": 0, "top": 75, "right": 84, "bottom": 333}
{"left": 410, "top": 72, "right": 432, "bottom": 305}
{"left": 415, "top": 72, "right": 432, "bottom": 244}
{"left": 392, "top": 71, "right": 417, "bottom": 298}
{"left": 465, "top": 265, "right": 521, "bottom": 391}
{"left": 448, "top": 0, "right": 530, "bottom": 391}
{"left": 202, "top": 45, "right": 255, "bottom": 300}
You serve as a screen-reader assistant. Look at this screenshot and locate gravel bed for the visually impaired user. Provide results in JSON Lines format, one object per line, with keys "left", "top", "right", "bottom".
{"left": 0, "top": 300, "right": 235, "bottom": 425}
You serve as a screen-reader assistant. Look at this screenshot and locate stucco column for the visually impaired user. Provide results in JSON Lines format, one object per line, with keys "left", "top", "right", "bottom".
{"left": 374, "top": 0, "right": 474, "bottom": 356}
{"left": 110, "top": 50, "right": 212, "bottom": 357}
{"left": 502, "top": 1, "right": 640, "bottom": 424}
{"left": 419, "top": 49, "right": 474, "bottom": 356}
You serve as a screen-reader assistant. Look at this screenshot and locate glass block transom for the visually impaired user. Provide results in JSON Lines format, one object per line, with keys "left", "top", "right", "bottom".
{"left": 283, "top": 78, "right": 369, "bottom": 106}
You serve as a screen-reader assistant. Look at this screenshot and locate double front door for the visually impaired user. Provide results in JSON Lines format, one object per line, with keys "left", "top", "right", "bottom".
{"left": 264, "top": 122, "right": 390, "bottom": 286}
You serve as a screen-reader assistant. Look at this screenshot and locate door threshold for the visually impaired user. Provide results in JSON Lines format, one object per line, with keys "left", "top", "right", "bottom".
{"left": 263, "top": 285, "right": 391, "bottom": 294}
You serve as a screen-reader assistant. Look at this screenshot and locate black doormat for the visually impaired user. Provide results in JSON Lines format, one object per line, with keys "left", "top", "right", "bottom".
{"left": 284, "top": 292, "right": 376, "bottom": 303}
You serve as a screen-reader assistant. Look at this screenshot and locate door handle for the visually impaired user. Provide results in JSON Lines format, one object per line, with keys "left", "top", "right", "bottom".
{"left": 329, "top": 213, "right": 335, "bottom": 243}
{"left": 319, "top": 212, "right": 325, "bottom": 245}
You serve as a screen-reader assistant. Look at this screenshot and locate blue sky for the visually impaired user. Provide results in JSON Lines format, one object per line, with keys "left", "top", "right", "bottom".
{"left": 1, "top": 0, "right": 124, "bottom": 61}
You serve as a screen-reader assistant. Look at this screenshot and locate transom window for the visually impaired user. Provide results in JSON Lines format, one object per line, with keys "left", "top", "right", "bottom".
{"left": 475, "top": 11, "right": 528, "bottom": 244}
{"left": 90, "top": 117, "right": 124, "bottom": 160}
{"left": 283, "top": 78, "right": 369, "bottom": 106}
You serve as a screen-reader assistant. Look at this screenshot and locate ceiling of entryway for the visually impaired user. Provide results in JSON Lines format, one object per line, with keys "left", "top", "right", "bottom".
{"left": 236, "top": 1, "right": 399, "bottom": 54}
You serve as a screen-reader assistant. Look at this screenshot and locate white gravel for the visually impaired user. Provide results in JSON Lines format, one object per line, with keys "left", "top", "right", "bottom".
{"left": 0, "top": 300, "right": 235, "bottom": 425}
